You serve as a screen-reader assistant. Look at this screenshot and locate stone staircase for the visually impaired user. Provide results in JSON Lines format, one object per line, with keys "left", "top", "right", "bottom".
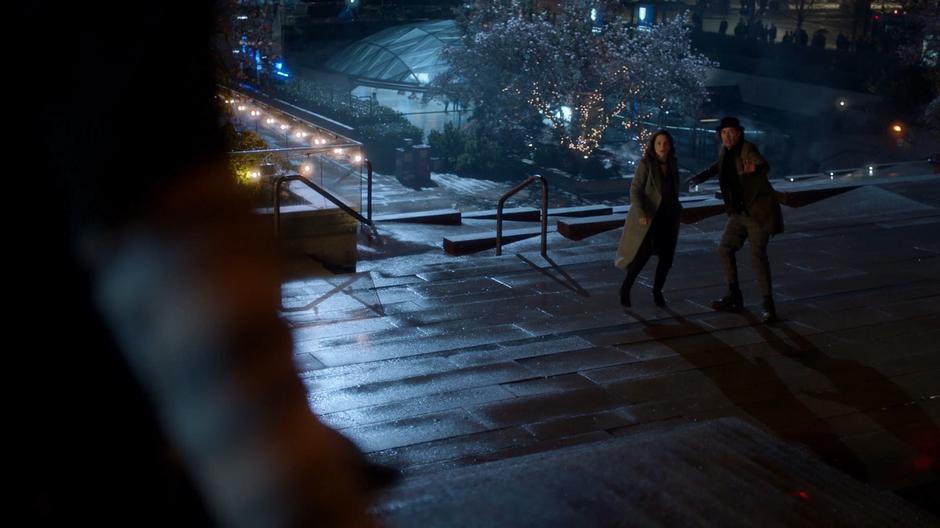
{"left": 375, "top": 418, "right": 937, "bottom": 527}
{"left": 279, "top": 168, "right": 940, "bottom": 525}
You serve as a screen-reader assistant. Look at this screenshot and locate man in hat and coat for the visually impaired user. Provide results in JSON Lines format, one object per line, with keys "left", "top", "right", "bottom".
{"left": 690, "top": 116, "right": 784, "bottom": 323}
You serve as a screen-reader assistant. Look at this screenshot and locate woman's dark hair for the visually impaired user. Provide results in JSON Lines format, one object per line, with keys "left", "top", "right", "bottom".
{"left": 644, "top": 130, "right": 676, "bottom": 162}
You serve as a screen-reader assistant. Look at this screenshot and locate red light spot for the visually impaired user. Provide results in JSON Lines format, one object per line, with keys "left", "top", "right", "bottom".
{"left": 913, "top": 457, "right": 935, "bottom": 472}
{"left": 793, "top": 490, "right": 811, "bottom": 501}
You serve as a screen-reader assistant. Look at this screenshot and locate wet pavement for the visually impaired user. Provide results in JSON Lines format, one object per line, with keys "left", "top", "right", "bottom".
{"left": 376, "top": 418, "right": 936, "bottom": 527}
{"left": 281, "top": 164, "right": 940, "bottom": 524}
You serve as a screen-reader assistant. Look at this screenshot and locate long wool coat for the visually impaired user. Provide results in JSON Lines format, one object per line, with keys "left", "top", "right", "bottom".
{"left": 615, "top": 156, "right": 681, "bottom": 270}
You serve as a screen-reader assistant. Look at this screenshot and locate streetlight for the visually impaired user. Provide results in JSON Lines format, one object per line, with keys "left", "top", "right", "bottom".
{"left": 890, "top": 122, "right": 907, "bottom": 147}
{"left": 231, "top": 103, "right": 246, "bottom": 129}
{"left": 280, "top": 123, "right": 290, "bottom": 147}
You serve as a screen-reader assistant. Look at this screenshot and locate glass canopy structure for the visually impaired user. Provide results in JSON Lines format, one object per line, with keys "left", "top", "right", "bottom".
{"left": 326, "top": 20, "right": 461, "bottom": 87}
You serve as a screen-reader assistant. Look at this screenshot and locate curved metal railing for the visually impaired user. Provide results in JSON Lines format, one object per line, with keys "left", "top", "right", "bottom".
{"left": 496, "top": 174, "right": 548, "bottom": 257}
{"left": 274, "top": 171, "right": 373, "bottom": 237}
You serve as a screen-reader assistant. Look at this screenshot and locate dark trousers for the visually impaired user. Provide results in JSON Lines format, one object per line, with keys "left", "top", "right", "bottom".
{"left": 621, "top": 202, "right": 680, "bottom": 296}
{"left": 719, "top": 213, "right": 773, "bottom": 296}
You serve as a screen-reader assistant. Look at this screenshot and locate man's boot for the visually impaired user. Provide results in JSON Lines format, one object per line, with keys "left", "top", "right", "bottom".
{"left": 711, "top": 287, "right": 743, "bottom": 312}
{"left": 761, "top": 296, "right": 777, "bottom": 323}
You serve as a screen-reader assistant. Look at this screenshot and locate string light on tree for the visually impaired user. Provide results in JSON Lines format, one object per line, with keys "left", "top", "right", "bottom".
{"left": 435, "top": 2, "right": 715, "bottom": 159}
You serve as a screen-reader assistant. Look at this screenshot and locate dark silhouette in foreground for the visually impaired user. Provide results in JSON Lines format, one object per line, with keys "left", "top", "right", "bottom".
{"left": 17, "top": 4, "right": 392, "bottom": 525}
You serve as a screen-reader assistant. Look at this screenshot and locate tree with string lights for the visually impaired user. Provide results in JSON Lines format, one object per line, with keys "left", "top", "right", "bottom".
{"left": 433, "top": 0, "right": 715, "bottom": 158}
{"left": 893, "top": 1, "right": 939, "bottom": 132}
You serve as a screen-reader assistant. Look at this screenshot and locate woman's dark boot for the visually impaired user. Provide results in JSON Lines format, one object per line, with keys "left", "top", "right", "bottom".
{"left": 711, "top": 285, "right": 743, "bottom": 312}
{"left": 619, "top": 273, "right": 637, "bottom": 307}
{"left": 761, "top": 296, "right": 777, "bottom": 323}
{"left": 652, "top": 290, "right": 667, "bottom": 308}
{"left": 652, "top": 262, "right": 669, "bottom": 308}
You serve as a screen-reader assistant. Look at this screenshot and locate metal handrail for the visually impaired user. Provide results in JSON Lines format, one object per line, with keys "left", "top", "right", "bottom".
{"left": 274, "top": 172, "right": 373, "bottom": 237}
{"left": 229, "top": 143, "right": 361, "bottom": 156}
{"left": 496, "top": 174, "right": 548, "bottom": 257}
{"left": 222, "top": 86, "right": 375, "bottom": 222}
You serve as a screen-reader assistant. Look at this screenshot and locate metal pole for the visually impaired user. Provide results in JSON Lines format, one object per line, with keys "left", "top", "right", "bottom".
{"left": 495, "top": 174, "right": 548, "bottom": 257}
{"left": 274, "top": 176, "right": 285, "bottom": 237}
{"left": 496, "top": 198, "right": 505, "bottom": 256}
{"left": 366, "top": 159, "right": 373, "bottom": 222}
{"left": 539, "top": 176, "right": 548, "bottom": 258}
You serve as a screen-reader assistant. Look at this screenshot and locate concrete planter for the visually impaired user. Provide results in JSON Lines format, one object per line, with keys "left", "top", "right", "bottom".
{"left": 256, "top": 204, "right": 359, "bottom": 272}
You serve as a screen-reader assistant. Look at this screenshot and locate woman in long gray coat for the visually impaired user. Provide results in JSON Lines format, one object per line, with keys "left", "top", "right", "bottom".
{"left": 615, "top": 130, "right": 682, "bottom": 307}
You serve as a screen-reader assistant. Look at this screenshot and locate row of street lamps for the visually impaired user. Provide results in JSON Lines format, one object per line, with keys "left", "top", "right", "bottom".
{"left": 224, "top": 95, "right": 365, "bottom": 181}
{"left": 225, "top": 97, "right": 351, "bottom": 151}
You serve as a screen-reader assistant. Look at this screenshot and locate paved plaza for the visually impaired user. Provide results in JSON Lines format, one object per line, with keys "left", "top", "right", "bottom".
{"left": 277, "top": 160, "right": 940, "bottom": 524}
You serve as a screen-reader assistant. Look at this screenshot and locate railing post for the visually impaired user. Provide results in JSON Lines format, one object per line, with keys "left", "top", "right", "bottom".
{"left": 273, "top": 174, "right": 372, "bottom": 234}
{"left": 496, "top": 174, "right": 548, "bottom": 257}
{"left": 496, "top": 195, "right": 507, "bottom": 256}
{"left": 539, "top": 176, "right": 548, "bottom": 258}
{"left": 274, "top": 176, "right": 286, "bottom": 237}
{"left": 365, "top": 159, "right": 373, "bottom": 223}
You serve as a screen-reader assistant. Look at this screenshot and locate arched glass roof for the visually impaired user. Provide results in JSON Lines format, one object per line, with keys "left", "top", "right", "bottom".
{"left": 326, "top": 20, "right": 461, "bottom": 87}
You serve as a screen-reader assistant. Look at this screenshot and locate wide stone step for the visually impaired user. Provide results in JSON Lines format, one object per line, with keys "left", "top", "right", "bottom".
{"left": 776, "top": 185, "right": 859, "bottom": 207}
{"left": 679, "top": 198, "right": 728, "bottom": 223}
{"left": 547, "top": 204, "right": 614, "bottom": 217}
{"left": 443, "top": 226, "right": 557, "bottom": 256}
{"left": 557, "top": 199, "right": 729, "bottom": 240}
{"left": 375, "top": 417, "right": 936, "bottom": 528}
{"left": 374, "top": 208, "right": 461, "bottom": 225}
{"left": 556, "top": 214, "right": 625, "bottom": 241}
{"left": 461, "top": 205, "right": 615, "bottom": 222}
{"left": 462, "top": 207, "right": 540, "bottom": 221}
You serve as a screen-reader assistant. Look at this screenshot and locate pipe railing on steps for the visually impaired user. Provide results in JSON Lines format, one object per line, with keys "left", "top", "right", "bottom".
{"left": 274, "top": 168, "right": 373, "bottom": 237}
{"left": 496, "top": 174, "right": 548, "bottom": 257}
